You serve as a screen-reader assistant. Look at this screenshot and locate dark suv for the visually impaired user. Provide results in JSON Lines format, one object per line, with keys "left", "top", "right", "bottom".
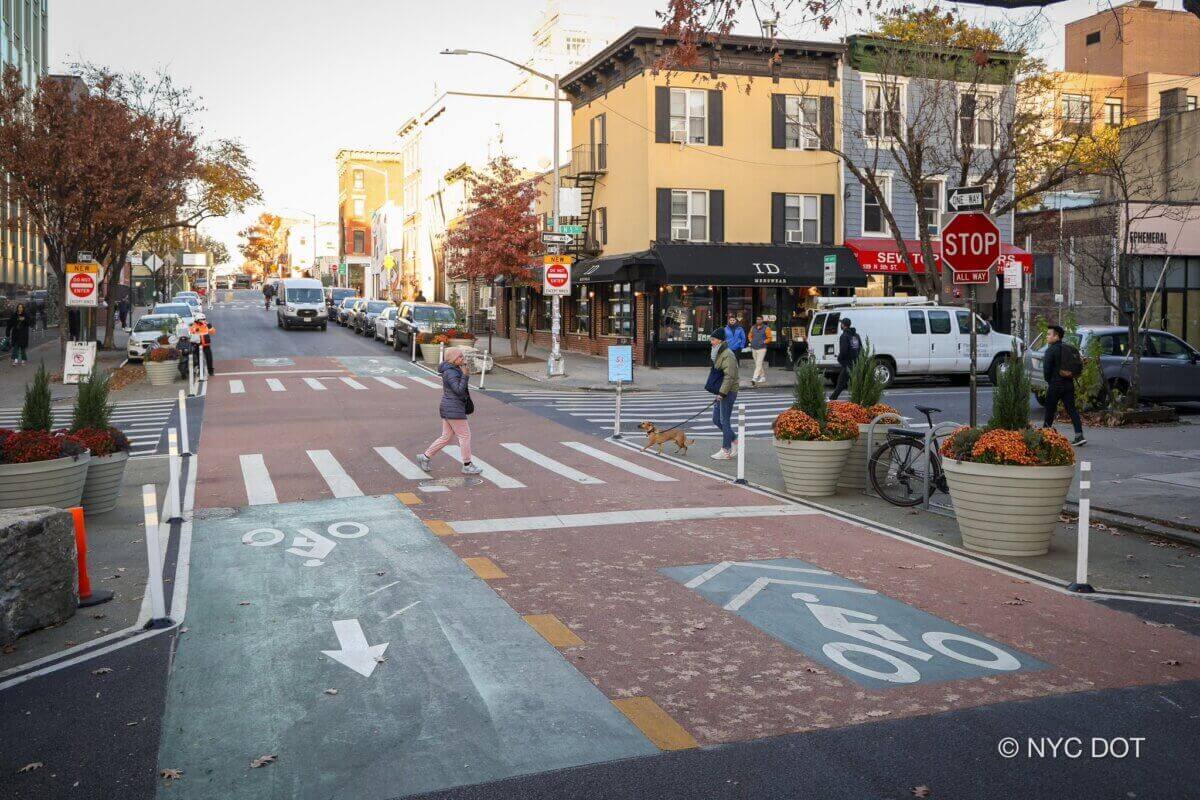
{"left": 335, "top": 297, "right": 361, "bottom": 326}
{"left": 391, "top": 302, "right": 458, "bottom": 352}
{"left": 354, "top": 300, "right": 393, "bottom": 336}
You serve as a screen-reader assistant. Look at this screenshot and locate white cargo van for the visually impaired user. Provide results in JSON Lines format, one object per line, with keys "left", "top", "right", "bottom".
{"left": 808, "top": 298, "right": 1018, "bottom": 386}
{"left": 276, "top": 278, "right": 328, "bottom": 331}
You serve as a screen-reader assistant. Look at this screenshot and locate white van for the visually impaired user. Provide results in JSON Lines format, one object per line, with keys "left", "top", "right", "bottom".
{"left": 276, "top": 278, "right": 328, "bottom": 331}
{"left": 808, "top": 299, "right": 1018, "bottom": 386}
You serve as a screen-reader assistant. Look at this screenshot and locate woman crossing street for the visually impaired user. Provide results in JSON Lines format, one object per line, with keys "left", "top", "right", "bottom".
{"left": 417, "top": 347, "right": 483, "bottom": 475}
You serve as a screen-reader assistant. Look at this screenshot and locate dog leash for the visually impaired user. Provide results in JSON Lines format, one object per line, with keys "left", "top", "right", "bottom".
{"left": 654, "top": 398, "right": 719, "bottom": 435}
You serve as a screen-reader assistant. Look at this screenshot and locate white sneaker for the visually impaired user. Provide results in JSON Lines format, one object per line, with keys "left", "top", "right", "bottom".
{"left": 711, "top": 449, "right": 732, "bottom": 460}
{"left": 415, "top": 453, "right": 431, "bottom": 472}
{"left": 461, "top": 463, "right": 483, "bottom": 475}
{"left": 729, "top": 441, "right": 739, "bottom": 456}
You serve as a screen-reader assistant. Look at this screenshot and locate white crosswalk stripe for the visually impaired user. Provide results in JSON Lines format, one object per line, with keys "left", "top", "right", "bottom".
{"left": 216, "top": 374, "right": 435, "bottom": 392}
{"left": 266, "top": 378, "right": 286, "bottom": 392}
{"left": 340, "top": 377, "right": 367, "bottom": 390}
{"left": 442, "top": 446, "right": 525, "bottom": 489}
{"left": 373, "top": 377, "right": 406, "bottom": 389}
{"left": 229, "top": 380, "right": 246, "bottom": 394}
{"left": 306, "top": 449, "right": 363, "bottom": 498}
{"left": 561, "top": 441, "right": 677, "bottom": 482}
{"left": 374, "top": 446, "right": 426, "bottom": 479}
{"left": 500, "top": 442, "right": 604, "bottom": 485}
{"left": 0, "top": 398, "right": 175, "bottom": 457}
{"left": 303, "top": 377, "right": 327, "bottom": 391}
{"left": 239, "top": 454, "right": 278, "bottom": 505}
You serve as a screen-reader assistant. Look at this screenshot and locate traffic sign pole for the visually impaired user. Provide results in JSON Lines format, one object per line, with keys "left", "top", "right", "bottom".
{"left": 969, "top": 286, "right": 978, "bottom": 428}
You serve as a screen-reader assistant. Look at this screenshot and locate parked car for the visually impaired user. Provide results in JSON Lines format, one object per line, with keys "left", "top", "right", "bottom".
{"left": 326, "top": 287, "right": 357, "bottom": 312}
{"left": 276, "top": 277, "right": 328, "bottom": 330}
{"left": 334, "top": 297, "right": 361, "bottom": 326}
{"left": 1026, "top": 325, "right": 1200, "bottom": 406}
{"left": 173, "top": 294, "right": 206, "bottom": 321}
{"left": 373, "top": 306, "right": 400, "bottom": 344}
{"left": 344, "top": 298, "right": 370, "bottom": 330}
{"left": 809, "top": 300, "right": 1019, "bottom": 386}
{"left": 127, "top": 313, "right": 182, "bottom": 361}
{"left": 151, "top": 302, "right": 195, "bottom": 338}
{"left": 354, "top": 300, "right": 392, "bottom": 336}
{"left": 391, "top": 301, "right": 458, "bottom": 352}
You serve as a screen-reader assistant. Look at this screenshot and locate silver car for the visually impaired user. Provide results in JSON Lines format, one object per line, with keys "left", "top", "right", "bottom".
{"left": 1026, "top": 325, "right": 1200, "bottom": 405}
{"left": 127, "top": 313, "right": 182, "bottom": 361}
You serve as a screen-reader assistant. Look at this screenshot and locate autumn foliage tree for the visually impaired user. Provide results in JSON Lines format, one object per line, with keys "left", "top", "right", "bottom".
{"left": 238, "top": 213, "right": 286, "bottom": 276}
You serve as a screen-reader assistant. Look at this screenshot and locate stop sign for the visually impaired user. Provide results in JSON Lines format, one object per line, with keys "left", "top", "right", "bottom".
{"left": 69, "top": 272, "right": 96, "bottom": 299}
{"left": 941, "top": 212, "right": 1000, "bottom": 276}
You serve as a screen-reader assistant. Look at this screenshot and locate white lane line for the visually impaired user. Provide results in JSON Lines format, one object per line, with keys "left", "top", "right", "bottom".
{"left": 303, "top": 377, "right": 327, "bottom": 391}
{"left": 373, "top": 376, "right": 406, "bottom": 389}
{"left": 560, "top": 441, "right": 677, "bottom": 482}
{"left": 442, "top": 446, "right": 525, "bottom": 489}
{"left": 366, "top": 580, "right": 401, "bottom": 597}
{"left": 239, "top": 454, "right": 278, "bottom": 506}
{"left": 229, "top": 380, "right": 245, "bottom": 394}
{"left": 306, "top": 450, "right": 364, "bottom": 498}
{"left": 340, "top": 377, "right": 368, "bottom": 390}
{"left": 374, "top": 446, "right": 427, "bottom": 479}
{"left": 384, "top": 601, "right": 421, "bottom": 621}
{"left": 266, "top": 378, "right": 286, "bottom": 392}
{"left": 450, "top": 504, "right": 817, "bottom": 534}
{"left": 500, "top": 443, "right": 604, "bottom": 485}
{"left": 406, "top": 375, "right": 441, "bottom": 389}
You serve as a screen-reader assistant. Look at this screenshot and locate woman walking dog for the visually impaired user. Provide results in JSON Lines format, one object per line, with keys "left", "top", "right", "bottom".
{"left": 416, "top": 347, "right": 483, "bottom": 475}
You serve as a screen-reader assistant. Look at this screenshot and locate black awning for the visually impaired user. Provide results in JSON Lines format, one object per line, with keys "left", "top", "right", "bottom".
{"left": 649, "top": 243, "right": 868, "bottom": 288}
{"left": 572, "top": 251, "right": 654, "bottom": 284}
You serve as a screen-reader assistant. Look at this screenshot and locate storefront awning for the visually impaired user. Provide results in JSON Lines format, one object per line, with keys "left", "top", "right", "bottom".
{"left": 845, "top": 238, "right": 1033, "bottom": 274}
{"left": 572, "top": 251, "right": 654, "bottom": 284}
{"left": 649, "top": 243, "right": 868, "bottom": 288}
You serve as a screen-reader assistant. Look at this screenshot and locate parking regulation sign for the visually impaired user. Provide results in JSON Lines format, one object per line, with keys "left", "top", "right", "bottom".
{"left": 66, "top": 262, "right": 100, "bottom": 307}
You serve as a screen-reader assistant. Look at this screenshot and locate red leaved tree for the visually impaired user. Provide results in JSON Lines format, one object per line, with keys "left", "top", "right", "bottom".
{"left": 444, "top": 157, "right": 540, "bottom": 355}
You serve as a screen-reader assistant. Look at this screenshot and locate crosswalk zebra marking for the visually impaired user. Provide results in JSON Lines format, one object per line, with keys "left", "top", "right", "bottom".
{"left": 561, "top": 442, "right": 677, "bottom": 482}
{"left": 303, "top": 378, "right": 327, "bottom": 391}
{"left": 374, "top": 446, "right": 427, "bottom": 480}
{"left": 406, "top": 375, "right": 441, "bottom": 389}
{"left": 340, "top": 377, "right": 367, "bottom": 390}
{"left": 373, "top": 377, "right": 406, "bottom": 389}
{"left": 239, "top": 454, "right": 278, "bottom": 506}
{"left": 442, "top": 446, "right": 525, "bottom": 489}
{"left": 306, "top": 449, "right": 363, "bottom": 498}
{"left": 266, "top": 378, "right": 286, "bottom": 392}
{"left": 500, "top": 443, "right": 604, "bottom": 485}
{"left": 229, "top": 380, "right": 245, "bottom": 394}
{"left": 0, "top": 399, "right": 175, "bottom": 457}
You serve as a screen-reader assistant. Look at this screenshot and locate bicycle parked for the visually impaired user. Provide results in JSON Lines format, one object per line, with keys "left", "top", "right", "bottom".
{"left": 867, "top": 405, "right": 953, "bottom": 507}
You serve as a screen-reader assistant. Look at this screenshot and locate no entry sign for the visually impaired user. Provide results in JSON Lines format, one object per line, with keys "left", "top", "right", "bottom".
{"left": 543, "top": 255, "right": 572, "bottom": 296}
{"left": 941, "top": 212, "right": 1000, "bottom": 285}
{"left": 66, "top": 262, "right": 100, "bottom": 307}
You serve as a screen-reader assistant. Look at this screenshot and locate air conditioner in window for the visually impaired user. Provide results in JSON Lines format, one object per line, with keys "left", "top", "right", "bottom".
{"left": 786, "top": 230, "right": 807, "bottom": 244}
{"left": 672, "top": 227, "right": 691, "bottom": 241}
{"left": 670, "top": 129, "right": 687, "bottom": 144}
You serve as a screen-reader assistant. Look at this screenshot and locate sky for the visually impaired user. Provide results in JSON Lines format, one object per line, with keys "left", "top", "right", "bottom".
{"left": 49, "top": 0, "right": 1175, "bottom": 267}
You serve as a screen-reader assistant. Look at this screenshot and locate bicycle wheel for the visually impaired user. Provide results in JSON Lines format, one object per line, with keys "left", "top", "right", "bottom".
{"left": 869, "top": 439, "right": 933, "bottom": 507}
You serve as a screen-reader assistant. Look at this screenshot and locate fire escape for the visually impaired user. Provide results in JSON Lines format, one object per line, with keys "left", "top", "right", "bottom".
{"left": 559, "top": 143, "right": 606, "bottom": 259}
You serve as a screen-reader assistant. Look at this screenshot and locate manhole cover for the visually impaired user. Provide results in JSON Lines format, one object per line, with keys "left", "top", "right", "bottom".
{"left": 418, "top": 477, "right": 484, "bottom": 490}
{"left": 252, "top": 358, "right": 295, "bottom": 367}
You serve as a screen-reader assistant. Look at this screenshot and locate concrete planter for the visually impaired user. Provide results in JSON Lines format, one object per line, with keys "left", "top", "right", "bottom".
{"left": 80, "top": 450, "right": 130, "bottom": 515}
{"left": 837, "top": 423, "right": 879, "bottom": 490}
{"left": 419, "top": 343, "right": 443, "bottom": 366}
{"left": 448, "top": 338, "right": 475, "bottom": 348}
{"left": 0, "top": 452, "right": 91, "bottom": 511}
{"left": 773, "top": 438, "right": 854, "bottom": 497}
{"left": 942, "top": 458, "right": 1075, "bottom": 557}
{"left": 145, "top": 359, "right": 178, "bottom": 386}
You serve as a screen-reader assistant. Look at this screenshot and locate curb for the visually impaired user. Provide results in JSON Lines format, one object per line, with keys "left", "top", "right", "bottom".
{"left": 1067, "top": 501, "right": 1200, "bottom": 549}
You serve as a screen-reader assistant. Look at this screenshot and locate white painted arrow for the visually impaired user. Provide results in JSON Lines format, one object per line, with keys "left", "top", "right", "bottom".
{"left": 321, "top": 619, "right": 389, "bottom": 678}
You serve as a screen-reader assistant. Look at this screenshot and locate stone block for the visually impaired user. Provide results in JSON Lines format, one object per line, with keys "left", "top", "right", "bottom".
{"left": 0, "top": 506, "right": 77, "bottom": 645}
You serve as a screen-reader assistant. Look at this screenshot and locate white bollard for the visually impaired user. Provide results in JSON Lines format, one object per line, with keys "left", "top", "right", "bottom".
{"left": 177, "top": 390, "right": 190, "bottom": 455}
{"left": 187, "top": 352, "right": 196, "bottom": 396}
{"left": 166, "top": 429, "right": 182, "bottom": 523}
{"left": 612, "top": 380, "right": 623, "bottom": 439}
{"left": 735, "top": 403, "right": 747, "bottom": 484}
{"left": 1069, "top": 461, "right": 1094, "bottom": 593}
{"left": 478, "top": 349, "right": 490, "bottom": 390}
{"left": 199, "top": 346, "right": 208, "bottom": 382}
{"left": 141, "top": 484, "right": 169, "bottom": 626}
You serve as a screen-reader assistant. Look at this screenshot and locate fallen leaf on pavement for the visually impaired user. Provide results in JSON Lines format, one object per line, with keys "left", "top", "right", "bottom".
{"left": 866, "top": 710, "right": 891, "bottom": 717}
{"left": 17, "top": 762, "right": 43, "bottom": 773}
{"left": 91, "top": 667, "right": 113, "bottom": 675}
{"left": 1144, "top": 621, "right": 1176, "bottom": 628}
{"left": 374, "top": 654, "right": 387, "bottom": 663}
{"left": 1139, "top": 574, "right": 1151, "bottom": 578}
{"left": 325, "top": 688, "right": 339, "bottom": 695}
{"left": 1162, "top": 659, "right": 1182, "bottom": 666}
{"left": 912, "top": 786, "right": 932, "bottom": 798}
{"left": 91, "top": 613, "right": 106, "bottom": 620}
{"left": 126, "top": 721, "right": 138, "bottom": 726}
{"left": 805, "top": 666, "right": 826, "bottom": 674}
{"left": 250, "top": 755, "right": 277, "bottom": 769}
{"left": 238, "top": 601, "right": 251, "bottom": 606}
{"left": 159, "top": 768, "right": 183, "bottom": 780}
{"left": 1003, "top": 597, "right": 1030, "bottom": 606}
{"left": 179, "top": 627, "right": 189, "bottom": 633}
{"left": 1, "top": 644, "right": 16, "bottom": 654}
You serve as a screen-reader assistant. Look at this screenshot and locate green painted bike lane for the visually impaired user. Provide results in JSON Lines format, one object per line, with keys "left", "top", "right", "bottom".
{"left": 157, "top": 495, "right": 655, "bottom": 799}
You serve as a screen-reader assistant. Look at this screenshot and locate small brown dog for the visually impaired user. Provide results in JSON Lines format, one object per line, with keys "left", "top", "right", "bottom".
{"left": 639, "top": 421, "right": 694, "bottom": 455}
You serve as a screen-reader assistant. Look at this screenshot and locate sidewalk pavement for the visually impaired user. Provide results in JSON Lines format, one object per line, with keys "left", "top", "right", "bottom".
{"left": 618, "top": 430, "right": 1200, "bottom": 599}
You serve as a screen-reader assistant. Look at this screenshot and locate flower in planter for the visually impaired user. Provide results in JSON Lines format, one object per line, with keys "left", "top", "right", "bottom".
{"left": 0, "top": 429, "right": 88, "bottom": 464}
{"left": 146, "top": 346, "right": 180, "bottom": 363}
{"left": 775, "top": 360, "right": 860, "bottom": 442}
{"left": 64, "top": 427, "right": 131, "bottom": 458}
{"left": 828, "top": 400, "right": 901, "bottom": 426}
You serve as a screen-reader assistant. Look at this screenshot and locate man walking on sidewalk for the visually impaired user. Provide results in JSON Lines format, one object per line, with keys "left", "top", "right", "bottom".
{"left": 1042, "top": 324, "right": 1086, "bottom": 446}
{"left": 723, "top": 313, "right": 746, "bottom": 358}
{"left": 708, "top": 328, "right": 740, "bottom": 460}
{"left": 749, "top": 315, "right": 771, "bottom": 386}
{"left": 830, "top": 317, "right": 861, "bottom": 400}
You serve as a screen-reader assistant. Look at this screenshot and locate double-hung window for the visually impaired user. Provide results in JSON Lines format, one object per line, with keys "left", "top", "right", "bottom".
{"left": 862, "top": 176, "right": 891, "bottom": 236}
{"left": 1104, "top": 98, "right": 1123, "bottom": 126}
{"left": 1061, "top": 93, "right": 1092, "bottom": 127}
{"left": 960, "top": 92, "right": 995, "bottom": 147}
{"left": 670, "top": 190, "right": 708, "bottom": 242}
{"left": 669, "top": 89, "right": 707, "bottom": 144}
{"left": 353, "top": 169, "right": 364, "bottom": 190}
{"left": 919, "top": 180, "right": 944, "bottom": 238}
{"left": 864, "top": 82, "right": 901, "bottom": 140}
{"left": 784, "top": 194, "right": 819, "bottom": 243}
{"left": 784, "top": 95, "right": 820, "bottom": 150}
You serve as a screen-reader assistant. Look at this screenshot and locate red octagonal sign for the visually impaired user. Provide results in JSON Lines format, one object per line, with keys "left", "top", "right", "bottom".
{"left": 941, "top": 212, "right": 1000, "bottom": 284}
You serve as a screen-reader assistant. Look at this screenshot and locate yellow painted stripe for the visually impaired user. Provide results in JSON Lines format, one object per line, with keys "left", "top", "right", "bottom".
{"left": 523, "top": 614, "right": 584, "bottom": 648}
{"left": 463, "top": 556, "right": 507, "bottom": 580}
{"left": 425, "top": 519, "right": 455, "bottom": 537}
{"left": 612, "top": 697, "right": 698, "bottom": 751}
{"left": 395, "top": 492, "right": 422, "bottom": 506}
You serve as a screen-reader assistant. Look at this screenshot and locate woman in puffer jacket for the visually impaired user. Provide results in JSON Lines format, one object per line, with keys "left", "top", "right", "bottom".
{"left": 416, "top": 347, "right": 483, "bottom": 475}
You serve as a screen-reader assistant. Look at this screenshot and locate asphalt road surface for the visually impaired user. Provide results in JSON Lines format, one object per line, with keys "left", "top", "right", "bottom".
{"left": 3, "top": 290, "right": 1198, "bottom": 800}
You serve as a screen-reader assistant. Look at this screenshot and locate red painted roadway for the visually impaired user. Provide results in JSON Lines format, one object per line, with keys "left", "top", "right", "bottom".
{"left": 196, "top": 356, "right": 1200, "bottom": 747}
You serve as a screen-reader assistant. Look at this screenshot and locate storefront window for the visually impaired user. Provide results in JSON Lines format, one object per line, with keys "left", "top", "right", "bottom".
{"left": 659, "top": 285, "right": 713, "bottom": 342}
{"left": 516, "top": 289, "right": 530, "bottom": 329}
{"left": 725, "top": 288, "right": 752, "bottom": 330}
{"left": 572, "top": 285, "right": 591, "bottom": 335}
{"left": 755, "top": 288, "right": 780, "bottom": 335}
{"left": 536, "top": 292, "right": 552, "bottom": 330}
{"left": 603, "top": 282, "right": 633, "bottom": 337}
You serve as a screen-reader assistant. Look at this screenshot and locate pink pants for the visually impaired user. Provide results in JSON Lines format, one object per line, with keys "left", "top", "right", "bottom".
{"left": 424, "top": 418, "right": 472, "bottom": 463}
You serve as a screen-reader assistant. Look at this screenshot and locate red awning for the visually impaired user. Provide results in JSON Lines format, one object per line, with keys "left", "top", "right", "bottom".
{"left": 845, "top": 238, "right": 1033, "bottom": 275}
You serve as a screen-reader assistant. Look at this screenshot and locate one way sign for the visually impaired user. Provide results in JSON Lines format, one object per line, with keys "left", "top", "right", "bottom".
{"left": 946, "top": 185, "right": 986, "bottom": 212}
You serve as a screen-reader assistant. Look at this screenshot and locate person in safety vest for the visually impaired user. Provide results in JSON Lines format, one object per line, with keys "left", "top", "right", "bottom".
{"left": 189, "top": 319, "right": 216, "bottom": 376}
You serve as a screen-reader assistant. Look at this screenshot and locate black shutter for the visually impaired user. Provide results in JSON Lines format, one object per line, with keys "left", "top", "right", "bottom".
{"left": 771, "top": 192, "right": 786, "bottom": 244}
{"left": 820, "top": 194, "right": 836, "bottom": 245}
{"left": 655, "top": 87, "right": 670, "bottom": 143}
{"left": 819, "top": 96, "right": 834, "bottom": 150}
{"left": 771, "top": 94, "right": 785, "bottom": 149}
{"left": 709, "top": 190, "right": 725, "bottom": 243}
{"left": 708, "top": 89, "right": 723, "bottom": 146}
{"left": 960, "top": 93, "right": 976, "bottom": 146}
{"left": 600, "top": 207, "right": 608, "bottom": 245}
{"left": 656, "top": 188, "right": 671, "bottom": 241}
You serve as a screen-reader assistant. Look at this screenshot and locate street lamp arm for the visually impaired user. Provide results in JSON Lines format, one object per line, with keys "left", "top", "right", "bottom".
{"left": 439, "top": 48, "right": 556, "bottom": 87}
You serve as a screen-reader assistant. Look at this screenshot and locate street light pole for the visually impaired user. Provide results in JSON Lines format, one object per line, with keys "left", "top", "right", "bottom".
{"left": 441, "top": 48, "right": 565, "bottom": 377}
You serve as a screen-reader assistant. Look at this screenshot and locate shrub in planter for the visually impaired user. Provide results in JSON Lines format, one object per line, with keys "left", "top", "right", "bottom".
{"left": 0, "top": 428, "right": 91, "bottom": 510}
{"left": 772, "top": 362, "right": 858, "bottom": 497}
{"left": 71, "top": 369, "right": 132, "bottom": 515}
{"left": 830, "top": 341, "right": 902, "bottom": 490}
{"left": 937, "top": 357, "right": 1076, "bottom": 557}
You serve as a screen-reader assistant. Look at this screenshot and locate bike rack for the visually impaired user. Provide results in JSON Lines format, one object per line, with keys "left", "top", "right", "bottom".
{"left": 862, "top": 412, "right": 906, "bottom": 499}
{"left": 922, "top": 421, "right": 966, "bottom": 516}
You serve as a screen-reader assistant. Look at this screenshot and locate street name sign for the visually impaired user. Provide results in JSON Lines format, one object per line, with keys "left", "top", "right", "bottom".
{"left": 65, "top": 261, "right": 100, "bottom": 307}
{"left": 541, "top": 231, "right": 573, "bottom": 245}
{"left": 946, "top": 185, "right": 987, "bottom": 212}
{"left": 543, "top": 255, "right": 572, "bottom": 296}
{"left": 558, "top": 224, "right": 584, "bottom": 235}
{"left": 941, "top": 212, "right": 1000, "bottom": 286}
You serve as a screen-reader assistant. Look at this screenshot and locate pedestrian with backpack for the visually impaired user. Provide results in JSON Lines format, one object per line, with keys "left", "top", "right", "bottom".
{"left": 1042, "top": 325, "right": 1086, "bottom": 446}
{"left": 829, "top": 317, "right": 862, "bottom": 400}
{"left": 417, "top": 347, "right": 483, "bottom": 475}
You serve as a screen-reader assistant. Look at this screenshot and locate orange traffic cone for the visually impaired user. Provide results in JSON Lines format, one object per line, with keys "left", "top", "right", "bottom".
{"left": 70, "top": 506, "right": 113, "bottom": 608}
